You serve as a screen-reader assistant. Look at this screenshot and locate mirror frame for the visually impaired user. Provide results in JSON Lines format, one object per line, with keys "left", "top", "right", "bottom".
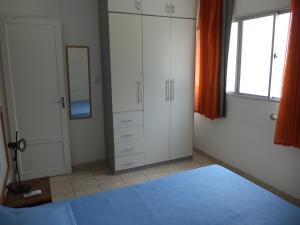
{"left": 66, "top": 46, "right": 92, "bottom": 120}
{"left": 0, "top": 106, "right": 10, "bottom": 203}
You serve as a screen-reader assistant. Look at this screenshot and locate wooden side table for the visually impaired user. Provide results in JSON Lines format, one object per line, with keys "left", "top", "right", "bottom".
{"left": 4, "top": 177, "right": 52, "bottom": 208}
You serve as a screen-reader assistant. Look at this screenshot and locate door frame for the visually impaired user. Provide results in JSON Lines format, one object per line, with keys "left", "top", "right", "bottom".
{"left": 0, "top": 17, "right": 72, "bottom": 179}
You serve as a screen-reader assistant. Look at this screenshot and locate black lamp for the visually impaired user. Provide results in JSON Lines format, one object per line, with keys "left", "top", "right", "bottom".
{"left": 7, "top": 131, "right": 30, "bottom": 193}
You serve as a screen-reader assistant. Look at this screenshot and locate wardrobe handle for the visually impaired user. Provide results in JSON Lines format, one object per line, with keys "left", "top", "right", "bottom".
{"left": 171, "top": 80, "right": 175, "bottom": 101}
{"left": 122, "top": 133, "right": 134, "bottom": 138}
{"left": 171, "top": 4, "right": 175, "bottom": 14}
{"left": 120, "top": 119, "right": 133, "bottom": 123}
{"left": 137, "top": 81, "right": 143, "bottom": 104}
{"left": 165, "top": 4, "right": 170, "bottom": 13}
{"left": 135, "top": 0, "right": 141, "bottom": 10}
{"left": 122, "top": 147, "right": 134, "bottom": 153}
{"left": 166, "top": 80, "right": 170, "bottom": 101}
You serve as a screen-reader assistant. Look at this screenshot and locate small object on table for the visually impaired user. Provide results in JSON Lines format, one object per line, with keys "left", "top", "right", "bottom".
{"left": 23, "top": 189, "right": 42, "bottom": 199}
{"left": 4, "top": 177, "right": 52, "bottom": 208}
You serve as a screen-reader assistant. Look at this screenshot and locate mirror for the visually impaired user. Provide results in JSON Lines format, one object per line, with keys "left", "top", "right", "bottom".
{"left": 66, "top": 46, "right": 92, "bottom": 119}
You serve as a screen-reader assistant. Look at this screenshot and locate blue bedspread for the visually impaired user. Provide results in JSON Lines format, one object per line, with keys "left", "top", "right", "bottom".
{"left": 7, "top": 165, "right": 300, "bottom": 224}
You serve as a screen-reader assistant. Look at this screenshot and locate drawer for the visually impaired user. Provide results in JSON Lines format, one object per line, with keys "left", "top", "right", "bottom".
{"left": 115, "top": 140, "right": 144, "bottom": 157}
{"left": 113, "top": 111, "right": 143, "bottom": 128}
{"left": 115, "top": 153, "right": 145, "bottom": 171}
{"left": 114, "top": 126, "right": 143, "bottom": 143}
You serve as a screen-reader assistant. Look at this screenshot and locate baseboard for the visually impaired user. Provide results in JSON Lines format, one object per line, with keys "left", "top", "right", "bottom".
{"left": 195, "top": 148, "right": 300, "bottom": 207}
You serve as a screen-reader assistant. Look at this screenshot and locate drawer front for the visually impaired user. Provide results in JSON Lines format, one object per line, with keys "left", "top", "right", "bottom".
{"left": 115, "top": 153, "right": 145, "bottom": 171}
{"left": 113, "top": 111, "right": 143, "bottom": 128}
{"left": 114, "top": 126, "right": 143, "bottom": 143}
{"left": 115, "top": 140, "right": 144, "bottom": 157}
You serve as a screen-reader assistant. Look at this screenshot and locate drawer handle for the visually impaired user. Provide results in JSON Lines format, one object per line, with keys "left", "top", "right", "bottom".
{"left": 122, "top": 147, "right": 134, "bottom": 153}
{"left": 123, "top": 161, "right": 134, "bottom": 167}
{"left": 121, "top": 134, "right": 134, "bottom": 138}
{"left": 120, "top": 119, "right": 133, "bottom": 123}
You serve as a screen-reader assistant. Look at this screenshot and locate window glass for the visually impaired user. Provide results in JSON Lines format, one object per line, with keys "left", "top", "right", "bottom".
{"left": 270, "top": 13, "right": 290, "bottom": 99}
{"left": 226, "top": 22, "right": 238, "bottom": 93}
{"left": 239, "top": 16, "right": 274, "bottom": 96}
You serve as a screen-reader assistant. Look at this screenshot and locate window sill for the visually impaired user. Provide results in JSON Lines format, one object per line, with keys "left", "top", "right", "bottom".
{"left": 226, "top": 92, "right": 280, "bottom": 103}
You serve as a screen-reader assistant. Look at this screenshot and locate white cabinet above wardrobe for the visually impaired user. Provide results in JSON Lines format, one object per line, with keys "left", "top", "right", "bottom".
{"left": 142, "top": 0, "right": 197, "bottom": 18}
{"left": 100, "top": 0, "right": 196, "bottom": 172}
{"left": 108, "top": 0, "right": 142, "bottom": 14}
{"left": 108, "top": 0, "right": 196, "bottom": 18}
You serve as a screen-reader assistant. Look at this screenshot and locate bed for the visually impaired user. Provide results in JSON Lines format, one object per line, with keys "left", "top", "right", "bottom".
{"left": 1, "top": 165, "right": 300, "bottom": 225}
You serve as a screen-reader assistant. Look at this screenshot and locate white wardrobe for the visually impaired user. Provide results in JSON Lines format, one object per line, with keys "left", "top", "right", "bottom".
{"left": 100, "top": 0, "right": 196, "bottom": 172}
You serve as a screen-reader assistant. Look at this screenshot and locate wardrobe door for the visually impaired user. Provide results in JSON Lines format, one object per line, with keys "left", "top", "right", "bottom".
{"left": 108, "top": 0, "right": 141, "bottom": 14}
{"left": 170, "top": 18, "right": 195, "bottom": 160}
{"left": 142, "top": 0, "right": 171, "bottom": 17}
{"left": 143, "top": 16, "right": 171, "bottom": 164}
{"left": 170, "top": 0, "right": 197, "bottom": 18}
{"left": 109, "top": 13, "right": 143, "bottom": 112}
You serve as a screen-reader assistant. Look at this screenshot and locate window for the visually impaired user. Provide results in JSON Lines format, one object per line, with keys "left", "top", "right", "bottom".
{"left": 226, "top": 22, "right": 238, "bottom": 93}
{"left": 226, "top": 12, "right": 290, "bottom": 100}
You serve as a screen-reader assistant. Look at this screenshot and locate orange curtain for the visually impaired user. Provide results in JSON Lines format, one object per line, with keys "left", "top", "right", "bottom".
{"left": 194, "top": 0, "right": 223, "bottom": 119}
{"left": 274, "top": 0, "right": 300, "bottom": 148}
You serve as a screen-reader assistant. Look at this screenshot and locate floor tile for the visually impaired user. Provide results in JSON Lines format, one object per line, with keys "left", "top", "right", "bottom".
{"left": 122, "top": 174, "right": 148, "bottom": 186}
{"left": 70, "top": 177, "right": 100, "bottom": 192}
{"left": 101, "top": 181, "right": 126, "bottom": 192}
{"left": 145, "top": 171, "right": 168, "bottom": 180}
{"left": 50, "top": 181, "right": 73, "bottom": 195}
{"left": 95, "top": 174, "right": 123, "bottom": 185}
{"left": 69, "top": 168, "right": 94, "bottom": 181}
{"left": 49, "top": 151, "right": 216, "bottom": 200}
{"left": 50, "top": 175, "right": 69, "bottom": 183}
{"left": 74, "top": 187, "right": 102, "bottom": 197}
{"left": 52, "top": 193, "right": 74, "bottom": 202}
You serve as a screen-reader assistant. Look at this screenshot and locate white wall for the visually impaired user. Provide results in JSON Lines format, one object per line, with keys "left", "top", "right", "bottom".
{"left": 0, "top": 0, "right": 106, "bottom": 165}
{"left": 194, "top": 0, "right": 300, "bottom": 199}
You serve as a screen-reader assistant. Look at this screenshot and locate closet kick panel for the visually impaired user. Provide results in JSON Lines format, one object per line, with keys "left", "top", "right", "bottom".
{"left": 100, "top": 0, "right": 196, "bottom": 172}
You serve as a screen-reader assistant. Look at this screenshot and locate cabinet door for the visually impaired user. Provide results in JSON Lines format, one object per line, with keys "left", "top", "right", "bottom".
{"left": 109, "top": 13, "right": 143, "bottom": 112}
{"left": 142, "top": 0, "right": 171, "bottom": 17}
{"left": 108, "top": 0, "right": 141, "bottom": 14}
{"left": 143, "top": 16, "right": 171, "bottom": 164}
{"left": 171, "top": 0, "right": 197, "bottom": 18}
{"left": 170, "top": 18, "right": 195, "bottom": 160}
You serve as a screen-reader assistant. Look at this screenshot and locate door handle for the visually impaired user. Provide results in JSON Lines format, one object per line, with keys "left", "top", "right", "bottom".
{"left": 166, "top": 80, "right": 170, "bottom": 101}
{"left": 57, "top": 97, "right": 66, "bottom": 108}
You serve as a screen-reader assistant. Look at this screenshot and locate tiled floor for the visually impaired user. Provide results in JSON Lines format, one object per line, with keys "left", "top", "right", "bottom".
{"left": 50, "top": 151, "right": 215, "bottom": 202}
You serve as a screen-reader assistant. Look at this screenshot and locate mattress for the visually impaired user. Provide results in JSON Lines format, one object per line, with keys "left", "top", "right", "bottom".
{"left": 8, "top": 165, "right": 300, "bottom": 224}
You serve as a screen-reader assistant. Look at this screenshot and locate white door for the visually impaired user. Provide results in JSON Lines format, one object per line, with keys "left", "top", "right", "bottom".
{"left": 108, "top": 0, "right": 142, "bottom": 14}
{"left": 171, "top": 0, "right": 197, "bottom": 18}
{"left": 143, "top": 16, "right": 171, "bottom": 164}
{"left": 0, "top": 18, "right": 72, "bottom": 180}
{"left": 170, "top": 18, "right": 195, "bottom": 160}
{"left": 142, "top": 0, "right": 171, "bottom": 17}
{"left": 109, "top": 13, "right": 143, "bottom": 113}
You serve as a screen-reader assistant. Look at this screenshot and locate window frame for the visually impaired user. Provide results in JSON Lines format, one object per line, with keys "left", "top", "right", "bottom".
{"left": 227, "top": 9, "right": 290, "bottom": 102}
